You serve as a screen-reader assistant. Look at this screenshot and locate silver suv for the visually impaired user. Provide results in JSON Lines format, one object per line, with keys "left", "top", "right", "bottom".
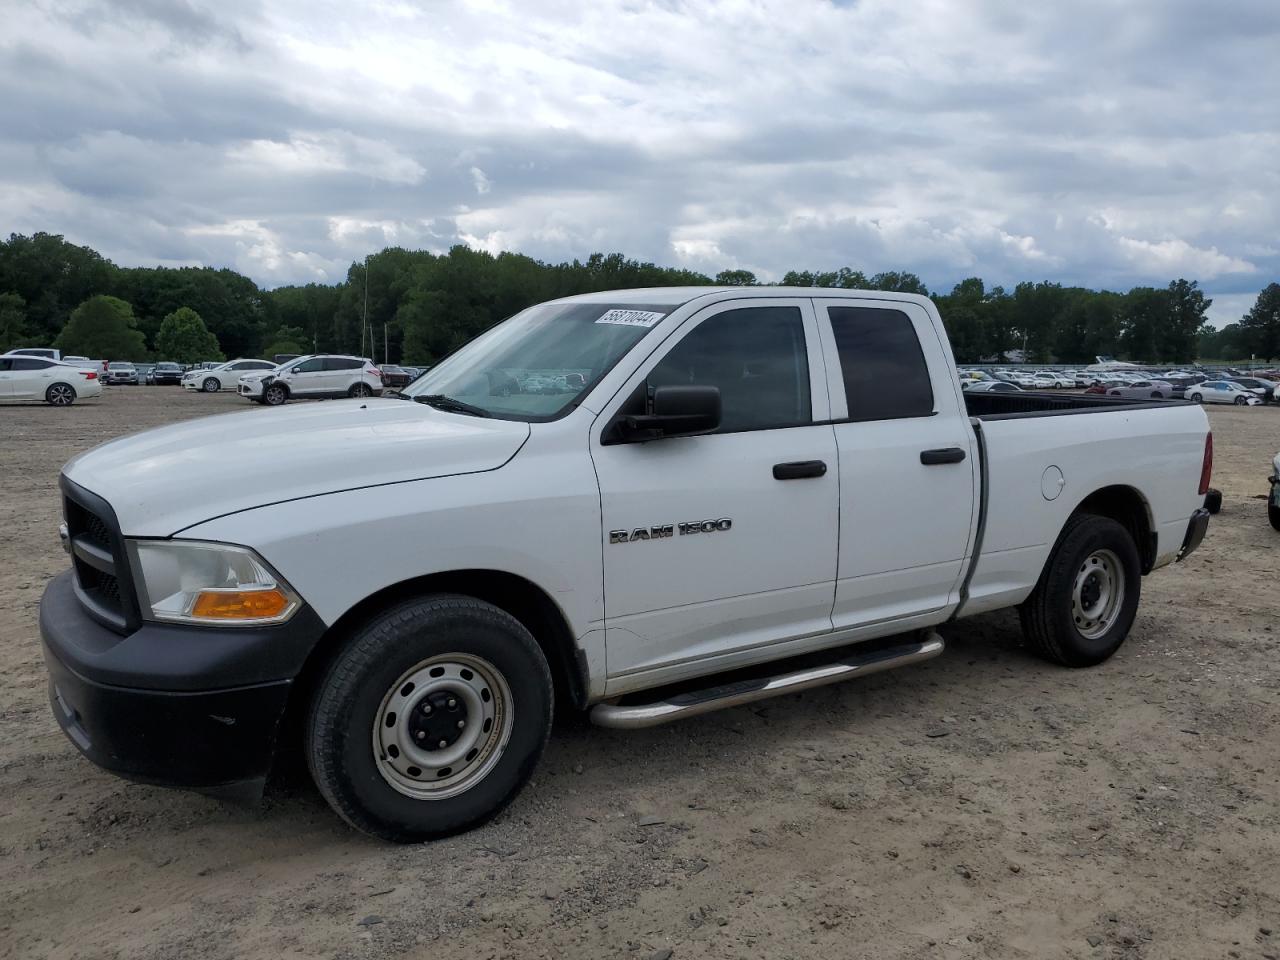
{"left": 238, "top": 355, "right": 384, "bottom": 405}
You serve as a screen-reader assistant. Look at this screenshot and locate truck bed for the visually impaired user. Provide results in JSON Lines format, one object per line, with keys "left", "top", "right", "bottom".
{"left": 963, "top": 391, "right": 1181, "bottom": 419}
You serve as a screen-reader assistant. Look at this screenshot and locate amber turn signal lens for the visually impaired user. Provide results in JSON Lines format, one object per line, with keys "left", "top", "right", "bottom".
{"left": 190, "top": 589, "right": 292, "bottom": 620}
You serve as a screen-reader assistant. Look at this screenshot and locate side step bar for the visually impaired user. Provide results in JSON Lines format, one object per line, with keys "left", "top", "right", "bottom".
{"left": 590, "top": 631, "right": 945, "bottom": 730}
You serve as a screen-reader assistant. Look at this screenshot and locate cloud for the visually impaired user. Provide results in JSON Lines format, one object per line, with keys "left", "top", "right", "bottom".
{"left": 0, "top": 0, "right": 1275, "bottom": 324}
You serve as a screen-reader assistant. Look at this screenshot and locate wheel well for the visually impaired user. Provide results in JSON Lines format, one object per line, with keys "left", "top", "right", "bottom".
{"left": 1070, "top": 485, "right": 1155, "bottom": 573}
{"left": 280, "top": 571, "right": 586, "bottom": 756}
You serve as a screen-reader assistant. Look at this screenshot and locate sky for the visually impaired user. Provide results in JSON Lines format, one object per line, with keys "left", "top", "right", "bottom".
{"left": 1, "top": 0, "right": 1277, "bottom": 326}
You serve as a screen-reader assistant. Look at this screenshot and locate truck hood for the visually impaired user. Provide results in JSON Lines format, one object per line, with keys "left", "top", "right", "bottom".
{"left": 63, "top": 398, "right": 531, "bottom": 536}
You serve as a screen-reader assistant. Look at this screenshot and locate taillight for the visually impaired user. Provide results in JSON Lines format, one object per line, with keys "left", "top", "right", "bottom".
{"left": 80, "top": 371, "right": 97, "bottom": 380}
{"left": 368, "top": 367, "right": 381, "bottom": 377}
{"left": 1198, "top": 432, "right": 1213, "bottom": 495}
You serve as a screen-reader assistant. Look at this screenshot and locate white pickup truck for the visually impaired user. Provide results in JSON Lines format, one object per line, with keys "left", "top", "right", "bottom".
{"left": 39, "top": 287, "right": 1212, "bottom": 841}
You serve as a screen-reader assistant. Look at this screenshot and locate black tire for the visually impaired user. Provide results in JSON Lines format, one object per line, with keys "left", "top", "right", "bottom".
{"left": 348, "top": 381, "right": 372, "bottom": 398}
{"left": 1203, "top": 488, "right": 1223, "bottom": 514}
{"left": 45, "top": 382, "right": 76, "bottom": 406}
{"left": 1019, "top": 514, "right": 1141, "bottom": 667}
{"left": 202, "top": 377, "right": 220, "bottom": 393}
{"left": 263, "top": 383, "right": 288, "bottom": 406}
{"left": 1151, "top": 391, "right": 1162, "bottom": 399}
{"left": 1189, "top": 392, "right": 1202, "bottom": 403}
{"left": 1234, "top": 395, "right": 1248, "bottom": 405}
{"left": 1269, "top": 502, "right": 1280, "bottom": 532}
{"left": 306, "top": 594, "right": 553, "bottom": 842}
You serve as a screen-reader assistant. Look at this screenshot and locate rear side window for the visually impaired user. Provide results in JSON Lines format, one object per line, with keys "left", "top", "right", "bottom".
{"left": 12, "top": 357, "right": 52, "bottom": 370}
{"left": 827, "top": 306, "right": 934, "bottom": 420}
{"left": 324, "top": 357, "right": 362, "bottom": 371}
{"left": 648, "top": 306, "right": 810, "bottom": 433}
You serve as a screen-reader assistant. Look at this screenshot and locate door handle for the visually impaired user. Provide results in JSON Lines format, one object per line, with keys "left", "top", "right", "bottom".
{"left": 920, "top": 447, "right": 966, "bottom": 465}
{"left": 773, "top": 460, "right": 828, "bottom": 480}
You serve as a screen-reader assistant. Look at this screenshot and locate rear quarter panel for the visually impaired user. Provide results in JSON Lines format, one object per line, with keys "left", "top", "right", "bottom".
{"left": 964, "top": 403, "right": 1209, "bottom": 615}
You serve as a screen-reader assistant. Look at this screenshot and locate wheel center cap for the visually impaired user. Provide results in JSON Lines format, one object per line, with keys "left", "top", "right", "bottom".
{"left": 1080, "top": 573, "right": 1103, "bottom": 609}
{"left": 408, "top": 690, "right": 469, "bottom": 749}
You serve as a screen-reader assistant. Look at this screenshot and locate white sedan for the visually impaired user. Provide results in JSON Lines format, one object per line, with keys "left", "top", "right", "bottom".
{"left": 0, "top": 356, "right": 103, "bottom": 405}
{"left": 182, "top": 358, "right": 278, "bottom": 393}
{"left": 1187, "top": 380, "right": 1261, "bottom": 405}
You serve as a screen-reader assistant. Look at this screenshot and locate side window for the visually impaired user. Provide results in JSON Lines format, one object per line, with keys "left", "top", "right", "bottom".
{"left": 827, "top": 306, "right": 934, "bottom": 420}
{"left": 12, "top": 358, "right": 52, "bottom": 371}
{"left": 252, "top": 361, "right": 275, "bottom": 370}
{"left": 0, "top": 358, "right": 12, "bottom": 371}
{"left": 648, "top": 306, "right": 810, "bottom": 433}
{"left": 323, "top": 357, "right": 361, "bottom": 371}
{"left": 293, "top": 358, "right": 325, "bottom": 373}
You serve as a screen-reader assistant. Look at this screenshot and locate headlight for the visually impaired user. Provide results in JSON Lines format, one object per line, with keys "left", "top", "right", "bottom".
{"left": 127, "top": 540, "right": 301, "bottom": 626}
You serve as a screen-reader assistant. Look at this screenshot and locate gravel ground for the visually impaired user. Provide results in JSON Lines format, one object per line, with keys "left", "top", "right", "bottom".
{"left": 1, "top": 387, "right": 1277, "bottom": 960}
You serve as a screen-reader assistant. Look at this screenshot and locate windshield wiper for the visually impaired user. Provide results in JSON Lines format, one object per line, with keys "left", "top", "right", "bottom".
{"left": 413, "top": 394, "right": 491, "bottom": 418}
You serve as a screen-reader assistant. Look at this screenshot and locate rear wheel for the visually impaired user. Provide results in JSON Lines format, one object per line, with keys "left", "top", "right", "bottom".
{"left": 45, "top": 383, "right": 76, "bottom": 406}
{"left": 1269, "top": 502, "right": 1280, "bottom": 531}
{"left": 263, "top": 383, "right": 288, "bottom": 406}
{"left": 202, "top": 377, "right": 220, "bottom": 393}
{"left": 349, "top": 382, "right": 372, "bottom": 398}
{"left": 306, "top": 594, "right": 553, "bottom": 842}
{"left": 1019, "top": 514, "right": 1141, "bottom": 667}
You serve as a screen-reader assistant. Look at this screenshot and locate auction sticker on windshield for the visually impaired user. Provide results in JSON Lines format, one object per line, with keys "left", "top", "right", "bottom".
{"left": 595, "top": 309, "right": 666, "bottom": 327}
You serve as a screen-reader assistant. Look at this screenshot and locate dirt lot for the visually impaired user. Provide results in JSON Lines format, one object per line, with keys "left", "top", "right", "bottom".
{"left": 1, "top": 388, "right": 1277, "bottom": 960}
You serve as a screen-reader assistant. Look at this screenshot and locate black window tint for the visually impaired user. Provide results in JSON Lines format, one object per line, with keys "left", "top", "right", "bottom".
{"left": 828, "top": 306, "right": 934, "bottom": 420}
{"left": 12, "top": 357, "right": 52, "bottom": 370}
{"left": 324, "top": 357, "right": 361, "bottom": 371}
{"left": 649, "top": 306, "right": 810, "bottom": 433}
{"left": 0, "top": 358, "right": 11, "bottom": 371}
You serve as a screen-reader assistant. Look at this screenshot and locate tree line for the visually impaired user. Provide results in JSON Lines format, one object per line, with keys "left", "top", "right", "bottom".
{"left": 1, "top": 232, "right": 1277, "bottom": 365}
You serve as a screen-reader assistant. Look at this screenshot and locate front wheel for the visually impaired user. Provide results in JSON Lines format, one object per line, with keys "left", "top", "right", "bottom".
{"left": 1270, "top": 501, "right": 1280, "bottom": 531}
{"left": 306, "top": 595, "right": 553, "bottom": 842}
{"left": 202, "top": 377, "right": 220, "bottom": 393}
{"left": 1019, "top": 514, "right": 1141, "bottom": 667}
{"left": 1189, "top": 392, "right": 1202, "bottom": 403}
{"left": 45, "top": 383, "right": 76, "bottom": 406}
{"left": 1234, "top": 395, "right": 1248, "bottom": 405}
{"left": 263, "top": 383, "right": 288, "bottom": 406}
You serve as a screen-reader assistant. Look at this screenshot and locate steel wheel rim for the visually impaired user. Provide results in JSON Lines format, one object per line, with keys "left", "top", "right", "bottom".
{"left": 1072, "top": 548, "right": 1124, "bottom": 640}
{"left": 372, "top": 653, "right": 513, "bottom": 800}
{"left": 49, "top": 384, "right": 74, "bottom": 405}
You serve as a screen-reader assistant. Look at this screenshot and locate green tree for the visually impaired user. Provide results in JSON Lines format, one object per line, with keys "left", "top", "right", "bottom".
{"left": 0, "top": 291, "right": 30, "bottom": 350}
{"left": 1240, "top": 283, "right": 1280, "bottom": 361}
{"left": 261, "top": 325, "right": 308, "bottom": 359}
{"left": 714, "top": 269, "right": 758, "bottom": 286}
{"left": 1119, "top": 287, "right": 1170, "bottom": 361}
{"left": 1163, "top": 279, "right": 1210, "bottom": 363}
{"left": 867, "top": 271, "right": 929, "bottom": 296}
{"left": 155, "top": 307, "right": 223, "bottom": 363}
{"left": 54, "top": 295, "right": 147, "bottom": 359}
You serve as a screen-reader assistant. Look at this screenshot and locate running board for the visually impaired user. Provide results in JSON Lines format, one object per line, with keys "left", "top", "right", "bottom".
{"left": 590, "top": 631, "right": 945, "bottom": 729}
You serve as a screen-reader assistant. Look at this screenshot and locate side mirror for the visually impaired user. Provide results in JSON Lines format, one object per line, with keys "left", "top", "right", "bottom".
{"left": 606, "top": 385, "right": 721, "bottom": 443}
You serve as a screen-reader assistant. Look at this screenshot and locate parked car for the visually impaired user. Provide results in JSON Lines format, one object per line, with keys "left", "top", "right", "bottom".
{"left": 3, "top": 347, "right": 61, "bottom": 361}
{"left": 62, "top": 357, "right": 106, "bottom": 375}
{"left": 105, "top": 362, "right": 139, "bottom": 385}
{"left": 147, "top": 362, "right": 184, "bottom": 385}
{"left": 38, "top": 286, "right": 1212, "bottom": 841}
{"left": 1226, "top": 377, "right": 1279, "bottom": 403}
{"left": 1187, "top": 381, "right": 1261, "bottom": 405}
{"left": 963, "top": 380, "right": 1022, "bottom": 393}
{"left": 1107, "top": 380, "right": 1175, "bottom": 400}
{"left": 237, "top": 354, "right": 383, "bottom": 405}
{"left": 0, "top": 356, "right": 101, "bottom": 405}
{"left": 182, "top": 358, "right": 278, "bottom": 393}
{"left": 1035, "top": 371, "right": 1075, "bottom": 388}
{"left": 379, "top": 364, "right": 414, "bottom": 389}
{"left": 1269, "top": 452, "right": 1280, "bottom": 531}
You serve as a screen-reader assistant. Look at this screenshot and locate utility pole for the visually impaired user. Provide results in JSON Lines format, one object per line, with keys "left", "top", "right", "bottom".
{"left": 384, "top": 325, "right": 388, "bottom": 365}
{"left": 360, "top": 254, "right": 369, "bottom": 357}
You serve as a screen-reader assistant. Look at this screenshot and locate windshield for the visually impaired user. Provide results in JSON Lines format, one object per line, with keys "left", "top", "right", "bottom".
{"left": 109, "top": 362, "right": 133, "bottom": 369}
{"left": 402, "top": 301, "right": 677, "bottom": 420}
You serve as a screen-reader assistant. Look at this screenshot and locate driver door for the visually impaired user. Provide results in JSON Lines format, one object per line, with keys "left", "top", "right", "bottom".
{"left": 279, "top": 357, "right": 328, "bottom": 396}
{"left": 591, "top": 298, "right": 840, "bottom": 687}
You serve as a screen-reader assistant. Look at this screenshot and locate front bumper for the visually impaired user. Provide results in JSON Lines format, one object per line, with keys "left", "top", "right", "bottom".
{"left": 1176, "top": 508, "right": 1210, "bottom": 561}
{"left": 39, "top": 569, "right": 325, "bottom": 793}
{"left": 238, "top": 380, "right": 266, "bottom": 398}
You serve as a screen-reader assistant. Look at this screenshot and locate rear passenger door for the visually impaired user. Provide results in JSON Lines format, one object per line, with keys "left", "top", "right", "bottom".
{"left": 323, "top": 357, "right": 361, "bottom": 394}
{"left": 814, "top": 299, "right": 978, "bottom": 633}
{"left": 9, "top": 357, "right": 55, "bottom": 399}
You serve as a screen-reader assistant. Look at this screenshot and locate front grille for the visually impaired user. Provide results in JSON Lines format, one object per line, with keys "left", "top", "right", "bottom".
{"left": 62, "top": 479, "right": 139, "bottom": 634}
